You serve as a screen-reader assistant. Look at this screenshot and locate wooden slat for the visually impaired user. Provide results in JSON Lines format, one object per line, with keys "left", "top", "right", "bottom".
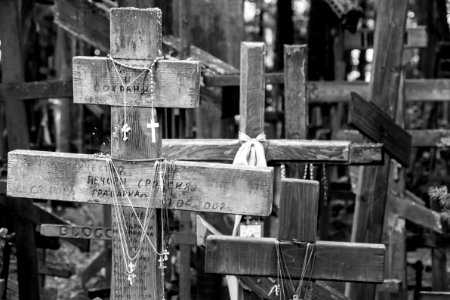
{"left": 337, "top": 129, "right": 450, "bottom": 147}
{"left": 349, "top": 92, "right": 411, "bottom": 167}
{"left": 40, "top": 223, "right": 196, "bottom": 245}
{"left": 284, "top": 45, "right": 307, "bottom": 139}
{"left": 344, "top": 26, "right": 427, "bottom": 50}
{"left": 0, "top": 80, "right": 72, "bottom": 100}
{"left": 240, "top": 42, "right": 265, "bottom": 137}
{"left": 41, "top": 224, "right": 113, "bottom": 239}
{"left": 278, "top": 179, "right": 319, "bottom": 242}
{"left": 202, "top": 77, "right": 450, "bottom": 103}
{"left": 420, "top": 292, "right": 450, "bottom": 300}
{"left": 7, "top": 150, "right": 273, "bottom": 216}
{"left": 162, "top": 139, "right": 382, "bottom": 164}
{"left": 389, "top": 193, "right": 443, "bottom": 234}
{"left": 205, "top": 236, "right": 385, "bottom": 283}
{"left": 73, "top": 57, "right": 200, "bottom": 108}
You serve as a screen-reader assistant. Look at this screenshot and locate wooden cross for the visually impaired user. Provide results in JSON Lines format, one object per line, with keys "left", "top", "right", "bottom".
{"left": 201, "top": 43, "right": 385, "bottom": 299}
{"left": 6, "top": 8, "right": 274, "bottom": 300}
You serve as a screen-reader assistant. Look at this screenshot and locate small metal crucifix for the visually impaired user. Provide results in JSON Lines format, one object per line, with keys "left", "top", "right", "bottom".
{"left": 147, "top": 118, "right": 159, "bottom": 143}
{"left": 121, "top": 123, "right": 131, "bottom": 141}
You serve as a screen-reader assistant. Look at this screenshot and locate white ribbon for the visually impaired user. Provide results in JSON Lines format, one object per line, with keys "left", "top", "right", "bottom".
{"left": 226, "top": 131, "right": 267, "bottom": 300}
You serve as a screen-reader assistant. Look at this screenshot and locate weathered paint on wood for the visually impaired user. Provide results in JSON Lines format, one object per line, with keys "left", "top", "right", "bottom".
{"left": 73, "top": 57, "right": 200, "bottom": 108}
{"left": 205, "top": 236, "right": 385, "bottom": 283}
{"left": 349, "top": 93, "right": 411, "bottom": 167}
{"left": 240, "top": 42, "right": 265, "bottom": 137}
{"left": 278, "top": 179, "right": 319, "bottom": 242}
{"left": 7, "top": 150, "right": 273, "bottom": 216}
{"left": 162, "top": 139, "right": 382, "bottom": 164}
{"left": 40, "top": 225, "right": 113, "bottom": 240}
{"left": 284, "top": 45, "right": 308, "bottom": 140}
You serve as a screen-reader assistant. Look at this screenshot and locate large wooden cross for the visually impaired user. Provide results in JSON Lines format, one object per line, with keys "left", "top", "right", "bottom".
{"left": 6, "top": 8, "right": 274, "bottom": 300}
{"left": 198, "top": 43, "right": 386, "bottom": 299}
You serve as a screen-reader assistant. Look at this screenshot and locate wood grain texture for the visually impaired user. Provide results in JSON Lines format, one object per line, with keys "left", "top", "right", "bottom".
{"left": 419, "top": 292, "right": 450, "bottom": 300}
{"left": 110, "top": 8, "right": 162, "bottom": 59}
{"left": 205, "top": 236, "right": 385, "bottom": 283}
{"left": 73, "top": 57, "right": 201, "bottom": 108}
{"left": 337, "top": 129, "right": 450, "bottom": 147}
{"left": 344, "top": 26, "right": 427, "bottom": 50}
{"left": 7, "top": 150, "right": 273, "bottom": 216}
{"left": 240, "top": 42, "right": 265, "bottom": 137}
{"left": 162, "top": 139, "right": 382, "bottom": 164}
{"left": 278, "top": 179, "right": 319, "bottom": 242}
{"left": 111, "top": 108, "right": 162, "bottom": 159}
{"left": 284, "top": 45, "right": 308, "bottom": 139}
{"left": 349, "top": 93, "right": 411, "bottom": 167}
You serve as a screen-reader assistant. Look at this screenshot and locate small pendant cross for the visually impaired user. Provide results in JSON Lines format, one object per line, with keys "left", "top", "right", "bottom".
{"left": 127, "top": 273, "right": 136, "bottom": 285}
{"left": 121, "top": 123, "right": 131, "bottom": 141}
{"left": 162, "top": 248, "right": 170, "bottom": 261}
{"left": 290, "top": 295, "right": 300, "bottom": 300}
{"left": 146, "top": 118, "right": 159, "bottom": 143}
{"left": 127, "top": 262, "right": 135, "bottom": 273}
{"left": 158, "top": 256, "right": 167, "bottom": 270}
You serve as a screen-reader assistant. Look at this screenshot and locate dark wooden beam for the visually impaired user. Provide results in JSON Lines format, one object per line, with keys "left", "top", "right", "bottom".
{"left": 349, "top": 92, "right": 411, "bottom": 167}
{"left": 205, "top": 236, "right": 385, "bottom": 283}
{"left": 0, "top": 80, "right": 72, "bottom": 101}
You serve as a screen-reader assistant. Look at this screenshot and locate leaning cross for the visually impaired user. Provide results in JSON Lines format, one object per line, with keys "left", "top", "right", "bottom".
{"left": 6, "top": 8, "right": 274, "bottom": 300}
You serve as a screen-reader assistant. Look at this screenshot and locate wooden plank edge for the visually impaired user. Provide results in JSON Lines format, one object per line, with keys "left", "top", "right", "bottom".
{"left": 337, "top": 129, "right": 450, "bottom": 147}
{"left": 205, "top": 236, "right": 385, "bottom": 283}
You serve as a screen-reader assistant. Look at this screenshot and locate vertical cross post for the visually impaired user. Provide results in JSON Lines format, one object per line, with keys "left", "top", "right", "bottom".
{"left": 109, "top": 9, "right": 163, "bottom": 299}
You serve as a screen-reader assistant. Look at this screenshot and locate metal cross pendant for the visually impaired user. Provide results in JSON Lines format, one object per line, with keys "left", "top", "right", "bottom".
{"left": 158, "top": 256, "right": 167, "bottom": 271}
{"left": 162, "top": 248, "right": 169, "bottom": 261}
{"left": 121, "top": 123, "right": 131, "bottom": 141}
{"left": 127, "top": 262, "right": 136, "bottom": 273}
{"left": 146, "top": 118, "right": 159, "bottom": 143}
{"left": 127, "top": 273, "right": 136, "bottom": 285}
{"left": 290, "top": 295, "right": 300, "bottom": 300}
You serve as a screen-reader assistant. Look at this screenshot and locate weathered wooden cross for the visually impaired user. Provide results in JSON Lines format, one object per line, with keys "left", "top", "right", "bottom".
{"left": 198, "top": 43, "right": 386, "bottom": 300}
{"left": 6, "top": 8, "right": 275, "bottom": 299}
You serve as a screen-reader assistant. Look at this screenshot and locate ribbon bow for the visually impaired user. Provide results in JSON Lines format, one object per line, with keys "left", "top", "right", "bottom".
{"left": 232, "top": 132, "right": 267, "bottom": 167}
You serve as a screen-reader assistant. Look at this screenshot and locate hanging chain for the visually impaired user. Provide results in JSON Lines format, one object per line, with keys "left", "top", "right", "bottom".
{"left": 322, "top": 163, "right": 328, "bottom": 207}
